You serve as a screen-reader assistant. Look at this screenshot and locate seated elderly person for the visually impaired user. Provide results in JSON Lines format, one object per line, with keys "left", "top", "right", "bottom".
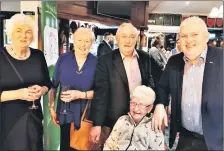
{"left": 103, "top": 85, "right": 165, "bottom": 150}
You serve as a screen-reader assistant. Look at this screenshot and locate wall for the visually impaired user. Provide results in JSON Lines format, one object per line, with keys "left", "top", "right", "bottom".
{"left": 20, "top": 1, "right": 41, "bottom": 49}
{"left": 1, "top": 1, "right": 20, "bottom": 12}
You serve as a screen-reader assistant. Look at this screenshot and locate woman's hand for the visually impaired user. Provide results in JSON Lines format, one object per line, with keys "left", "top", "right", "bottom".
{"left": 17, "top": 87, "right": 40, "bottom": 101}
{"left": 60, "top": 90, "right": 84, "bottom": 102}
{"left": 28, "top": 85, "right": 48, "bottom": 99}
{"left": 50, "top": 108, "right": 59, "bottom": 126}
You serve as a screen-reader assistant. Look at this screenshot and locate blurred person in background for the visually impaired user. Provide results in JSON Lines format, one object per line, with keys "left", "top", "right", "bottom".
{"left": 97, "top": 32, "right": 114, "bottom": 57}
{"left": 149, "top": 33, "right": 167, "bottom": 87}
{"left": 171, "top": 39, "right": 181, "bottom": 55}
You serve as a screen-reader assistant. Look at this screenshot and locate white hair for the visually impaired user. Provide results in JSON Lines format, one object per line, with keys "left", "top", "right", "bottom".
{"left": 74, "top": 27, "right": 95, "bottom": 43}
{"left": 5, "top": 13, "right": 37, "bottom": 42}
{"left": 130, "top": 85, "right": 156, "bottom": 106}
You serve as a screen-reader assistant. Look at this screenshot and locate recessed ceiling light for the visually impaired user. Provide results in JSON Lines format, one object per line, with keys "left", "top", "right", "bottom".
{"left": 185, "top": 1, "right": 190, "bottom": 5}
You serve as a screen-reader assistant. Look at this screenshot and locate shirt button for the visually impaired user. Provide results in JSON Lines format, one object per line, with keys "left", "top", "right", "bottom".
{"left": 188, "top": 118, "right": 190, "bottom": 120}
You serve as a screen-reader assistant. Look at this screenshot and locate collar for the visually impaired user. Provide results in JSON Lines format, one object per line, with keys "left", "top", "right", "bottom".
{"left": 120, "top": 49, "right": 139, "bottom": 60}
{"left": 104, "top": 40, "right": 111, "bottom": 48}
{"left": 183, "top": 47, "right": 208, "bottom": 63}
{"left": 127, "top": 112, "right": 150, "bottom": 127}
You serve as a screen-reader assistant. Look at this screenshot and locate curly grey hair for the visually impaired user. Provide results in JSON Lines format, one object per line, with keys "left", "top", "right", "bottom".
{"left": 5, "top": 13, "right": 37, "bottom": 42}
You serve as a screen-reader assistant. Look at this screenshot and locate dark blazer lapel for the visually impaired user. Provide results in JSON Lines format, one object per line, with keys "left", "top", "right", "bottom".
{"left": 103, "top": 40, "right": 111, "bottom": 49}
{"left": 112, "top": 49, "right": 129, "bottom": 87}
{"left": 201, "top": 47, "right": 216, "bottom": 114}
{"left": 136, "top": 51, "right": 146, "bottom": 84}
{"left": 176, "top": 52, "right": 185, "bottom": 120}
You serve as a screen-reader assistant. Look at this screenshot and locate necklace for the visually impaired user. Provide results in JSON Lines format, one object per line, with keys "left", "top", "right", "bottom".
{"left": 76, "top": 70, "right": 83, "bottom": 74}
{"left": 9, "top": 47, "right": 29, "bottom": 59}
{"left": 76, "top": 64, "right": 83, "bottom": 74}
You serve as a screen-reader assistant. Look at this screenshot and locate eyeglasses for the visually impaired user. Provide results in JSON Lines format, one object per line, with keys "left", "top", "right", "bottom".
{"left": 130, "top": 101, "right": 150, "bottom": 109}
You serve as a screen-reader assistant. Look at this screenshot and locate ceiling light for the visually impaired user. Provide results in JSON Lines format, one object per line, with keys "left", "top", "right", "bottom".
{"left": 218, "top": 5, "right": 223, "bottom": 14}
{"left": 185, "top": 1, "right": 190, "bottom": 5}
{"left": 209, "top": 7, "right": 219, "bottom": 18}
{"left": 218, "top": 13, "right": 223, "bottom": 18}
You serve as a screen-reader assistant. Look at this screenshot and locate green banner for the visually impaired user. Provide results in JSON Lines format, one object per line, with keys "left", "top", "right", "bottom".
{"left": 41, "top": 1, "right": 60, "bottom": 150}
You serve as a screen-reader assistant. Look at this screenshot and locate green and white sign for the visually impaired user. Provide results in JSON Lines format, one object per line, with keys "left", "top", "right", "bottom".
{"left": 41, "top": 1, "right": 60, "bottom": 150}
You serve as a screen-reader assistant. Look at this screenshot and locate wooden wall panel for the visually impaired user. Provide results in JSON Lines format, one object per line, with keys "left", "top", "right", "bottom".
{"left": 57, "top": 1, "right": 149, "bottom": 29}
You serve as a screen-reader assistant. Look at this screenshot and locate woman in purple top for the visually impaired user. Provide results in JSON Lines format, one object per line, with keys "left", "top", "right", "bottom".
{"left": 49, "top": 28, "right": 97, "bottom": 151}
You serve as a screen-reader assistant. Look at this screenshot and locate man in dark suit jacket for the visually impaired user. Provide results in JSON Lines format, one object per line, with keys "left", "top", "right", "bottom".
{"left": 89, "top": 23, "right": 155, "bottom": 144}
{"left": 152, "top": 17, "right": 223, "bottom": 150}
{"left": 97, "top": 32, "right": 114, "bottom": 57}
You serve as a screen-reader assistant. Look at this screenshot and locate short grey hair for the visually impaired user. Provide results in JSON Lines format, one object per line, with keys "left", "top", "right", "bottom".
{"left": 5, "top": 13, "right": 36, "bottom": 42}
{"left": 73, "top": 27, "right": 95, "bottom": 43}
{"left": 180, "top": 16, "right": 208, "bottom": 32}
{"left": 116, "top": 23, "right": 138, "bottom": 37}
{"left": 130, "top": 85, "right": 156, "bottom": 106}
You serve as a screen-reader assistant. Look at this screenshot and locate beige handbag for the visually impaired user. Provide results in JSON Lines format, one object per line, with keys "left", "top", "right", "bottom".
{"left": 70, "top": 101, "right": 111, "bottom": 150}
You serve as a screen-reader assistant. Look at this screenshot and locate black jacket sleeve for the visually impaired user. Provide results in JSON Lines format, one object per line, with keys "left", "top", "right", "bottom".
{"left": 40, "top": 51, "right": 52, "bottom": 91}
{"left": 155, "top": 58, "right": 171, "bottom": 106}
{"left": 97, "top": 43, "right": 111, "bottom": 57}
{"left": 89, "top": 56, "right": 109, "bottom": 126}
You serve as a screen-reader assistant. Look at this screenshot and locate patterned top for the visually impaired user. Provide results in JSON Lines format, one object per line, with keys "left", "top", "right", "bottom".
{"left": 181, "top": 49, "right": 207, "bottom": 135}
{"left": 103, "top": 114, "right": 165, "bottom": 150}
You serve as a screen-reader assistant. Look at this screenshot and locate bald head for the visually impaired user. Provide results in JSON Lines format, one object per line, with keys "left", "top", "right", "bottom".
{"left": 179, "top": 17, "right": 209, "bottom": 62}
{"left": 180, "top": 16, "right": 208, "bottom": 33}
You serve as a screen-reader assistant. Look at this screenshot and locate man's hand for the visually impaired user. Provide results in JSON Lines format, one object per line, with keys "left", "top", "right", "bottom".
{"left": 152, "top": 104, "right": 168, "bottom": 133}
{"left": 89, "top": 126, "right": 101, "bottom": 144}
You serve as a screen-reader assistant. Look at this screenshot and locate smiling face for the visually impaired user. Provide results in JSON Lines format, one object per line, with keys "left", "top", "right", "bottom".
{"left": 179, "top": 17, "right": 209, "bottom": 60}
{"left": 129, "top": 97, "right": 153, "bottom": 123}
{"left": 74, "top": 28, "right": 93, "bottom": 57}
{"left": 116, "top": 23, "right": 138, "bottom": 57}
{"left": 11, "top": 24, "right": 33, "bottom": 49}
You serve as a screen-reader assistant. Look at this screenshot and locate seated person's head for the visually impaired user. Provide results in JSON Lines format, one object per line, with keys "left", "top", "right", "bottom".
{"left": 129, "top": 85, "right": 155, "bottom": 123}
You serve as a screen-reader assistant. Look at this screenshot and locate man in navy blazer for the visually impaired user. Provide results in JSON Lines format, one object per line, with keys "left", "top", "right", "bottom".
{"left": 152, "top": 17, "right": 223, "bottom": 150}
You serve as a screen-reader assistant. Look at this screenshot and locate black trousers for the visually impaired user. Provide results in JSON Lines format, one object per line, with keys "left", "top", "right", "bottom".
{"left": 60, "top": 123, "right": 77, "bottom": 151}
{"left": 176, "top": 127, "right": 208, "bottom": 151}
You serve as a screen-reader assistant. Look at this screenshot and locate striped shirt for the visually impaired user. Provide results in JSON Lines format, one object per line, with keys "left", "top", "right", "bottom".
{"left": 181, "top": 49, "right": 207, "bottom": 135}
{"left": 120, "top": 50, "right": 142, "bottom": 93}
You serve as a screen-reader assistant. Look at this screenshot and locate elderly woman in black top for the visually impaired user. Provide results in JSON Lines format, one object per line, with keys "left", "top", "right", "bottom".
{"left": 0, "top": 14, "right": 51, "bottom": 150}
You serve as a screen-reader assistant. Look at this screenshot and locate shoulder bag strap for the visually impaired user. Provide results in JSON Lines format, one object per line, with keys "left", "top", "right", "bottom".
{"left": 1, "top": 49, "right": 24, "bottom": 83}
{"left": 81, "top": 100, "right": 92, "bottom": 122}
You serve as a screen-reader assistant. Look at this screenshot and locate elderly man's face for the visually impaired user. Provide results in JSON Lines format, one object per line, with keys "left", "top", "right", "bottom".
{"left": 11, "top": 24, "right": 33, "bottom": 48}
{"left": 117, "top": 25, "right": 137, "bottom": 56}
{"left": 74, "top": 31, "right": 92, "bottom": 56}
{"left": 179, "top": 21, "right": 209, "bottom": 60}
